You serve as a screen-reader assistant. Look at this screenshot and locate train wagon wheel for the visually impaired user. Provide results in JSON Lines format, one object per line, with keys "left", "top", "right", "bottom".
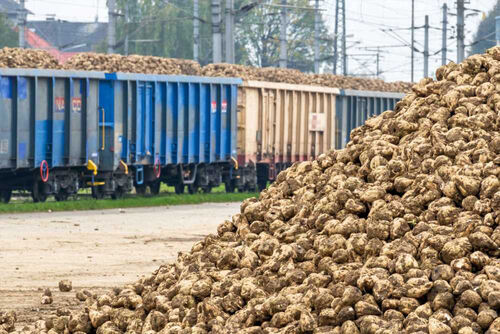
{"left": 0, "top": 189, "right": 12, "bottom": 204}
{"left": 174, "top": 184, "right": 185, "bottom": 195}
{"left": 248, "top": 185, "right": 258, "bottom": 193}
{"left": 149, "top": 182, "right": 161, "bottom": 196}
{"left": 187, "top": 184, "right": 199, "bottom": 194}
{"left": 31, "top": 181, "right": 47, "bottom": 203}
{"left": 111, "top": 187, "right": 125, "bottom": 200}
{"left": 91, "top": 186, "right": 104, "bottom": 200}
{"left": 135, "top": 185, "right": 147, "bottom": 196}
{"left": 258, "top": 181, "right": 267, "bottom": 192}
{"left": 55, "top": 190, "right": 69, "bottom": 202}
{"left": 225, "top": 181, "right": 235, "bottom": 193}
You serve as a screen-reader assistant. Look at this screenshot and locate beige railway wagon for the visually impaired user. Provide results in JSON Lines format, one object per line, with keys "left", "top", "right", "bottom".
{"left": 232, "top": 80, "right": 405, "bottom": 191}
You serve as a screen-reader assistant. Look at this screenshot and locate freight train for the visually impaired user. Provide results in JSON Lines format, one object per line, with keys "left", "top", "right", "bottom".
{"left": 0, "top": 68, "right": 404, "bottom": 203}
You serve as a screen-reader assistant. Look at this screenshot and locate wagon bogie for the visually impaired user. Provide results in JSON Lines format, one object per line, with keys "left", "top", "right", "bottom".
{"left": 191, "top": 163, "right": 223, "bottom": 193}
{"left": 86, "top": 170, "right": 133, "bottom": 200}
{"left": 230, "top": 165, "right": 257, "bottom": 193}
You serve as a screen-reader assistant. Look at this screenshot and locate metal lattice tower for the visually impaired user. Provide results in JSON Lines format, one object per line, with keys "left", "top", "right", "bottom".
{"left": 332, "top": 0, "right": 346, "bottom": 75}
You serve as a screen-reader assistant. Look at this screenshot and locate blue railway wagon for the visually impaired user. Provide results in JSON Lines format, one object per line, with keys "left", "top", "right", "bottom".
{"left": 94, "top": 73, "right": 242, "bottom": 197}
{"left": 0, "top": 68, "right": 103, "bottom": 202}
{"left": 335, "top": 89, "right": 405, "bottom": 149}
{"left": 0, "top": 68, "right": 242, "bottom": 202}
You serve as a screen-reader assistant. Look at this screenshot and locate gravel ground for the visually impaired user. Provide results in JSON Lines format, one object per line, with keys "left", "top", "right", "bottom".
{"left": 0, "top": 202, "right": 240, "bottom": 328}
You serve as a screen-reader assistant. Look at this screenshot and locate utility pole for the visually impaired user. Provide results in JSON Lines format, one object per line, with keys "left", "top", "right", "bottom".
{"left": 107, "top": 0, "right": 116, "bottom": 54}
{"left": 376, "top": 47, "right": 380, "bottom": 78}
{"left": 341, "top": 0, "right": 346, "bottom": 75}
{"left": 424, "top": 15, "right": 429, "bottom": 78}
{"left": 333, "top": 0, "right": 339, "bottom": 74}
{"left": 279, "top": 0, "right": 287, "bottom": 68}
{"left": 124, "top": 2, "right": 129, "bottom": 55}
{"left": 457, "top": 0, "right": 465, "bottom": 62}
{"left": 18, "top": 0, "right": 26, "bottom": 48}
{"left": 212, "top": 0, "right": 222, "bottom": 63}
{"left": 496, "top": 16, "right": 500, "bottom": 46}
{"left": 95, "top": 0, "right": 99, "bottom": 22}
{"left": 411, "top": 0, "right": 414, "bottom": 82}
{"left": 333, "top": 0, "right": 345, "bottom": 75}
{"left": 194, "top": 0, "right": 199, "bottom": 61}
{"left": 442, "top": 3, "right": 448, "bottom": 65}
{"left": 230, "top": 0, "right": 235, "bottom": 63}
{"left": 314, "top": 0, "right": 320, "bottom": 73}
{"left": 225, "top": 0, "right": 235, "bottom": 63}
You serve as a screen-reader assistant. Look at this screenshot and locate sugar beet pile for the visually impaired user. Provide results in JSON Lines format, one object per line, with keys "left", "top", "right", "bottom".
{"left": 63, "top": 54, "right": 411, "bottom": 93}
{"left": 201, "top": 64, "right": 411, "bottom": 93}
{"left": 0, "top": 48, "right": 61, "bottom": 69}
{"left": 0, "top": 48, "right": 411, "bottom": 93}
{"left": 2, "top": 48, "right": 500, "bottom": 333}
{"left": 63, "top": 53, "right": 202, "bottom": 76}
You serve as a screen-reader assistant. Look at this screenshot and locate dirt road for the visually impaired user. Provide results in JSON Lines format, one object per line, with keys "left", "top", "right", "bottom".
{"left": 0, "top": 202, "right": 240, "bottom": 327}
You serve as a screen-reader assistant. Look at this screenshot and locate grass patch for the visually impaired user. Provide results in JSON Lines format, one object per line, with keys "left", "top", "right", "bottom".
{"left": 0, "top": 188, "right": 258, "bottom": 215}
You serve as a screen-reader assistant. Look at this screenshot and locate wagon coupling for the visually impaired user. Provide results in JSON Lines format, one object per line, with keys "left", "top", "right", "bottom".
{"left": 119, "top": 160, "right": 129, "bottom": 175}
{"left": 87, "top": 160, "right": 98, "bottom": 176}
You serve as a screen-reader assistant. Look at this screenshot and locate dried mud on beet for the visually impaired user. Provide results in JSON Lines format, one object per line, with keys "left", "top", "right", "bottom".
{"left": 2, "top": 47, "right": 500, "bottom": 334}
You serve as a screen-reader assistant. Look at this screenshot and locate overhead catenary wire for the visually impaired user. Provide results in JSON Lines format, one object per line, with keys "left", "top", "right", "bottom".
{"left": 325, "top": 0, "right": 494, "bottom": 81}
{"left": 24, "top": 0, "right": 496, "bottom": 84}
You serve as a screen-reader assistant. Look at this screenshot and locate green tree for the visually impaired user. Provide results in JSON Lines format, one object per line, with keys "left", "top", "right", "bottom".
{"left": 108, "top": 0, "right": 212, "bottom": 64}
{"left": 235, "top": 0, "right": 333, "bottom": 72}
{"left": 0, "top": 14, "right": 19, "bottom": 48}
{"left": 109, "top": 0, "right": 333, "bottom": 72}
{"left": 469, "top": 1, "right": 499, "bottom": 56}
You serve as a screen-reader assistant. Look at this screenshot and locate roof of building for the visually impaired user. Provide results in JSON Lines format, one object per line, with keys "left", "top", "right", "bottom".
{"left": 27, "top": 20, "right": 107, "bottom": 53}
{"left": 25, "top": 28, "right": 77, "bottom": 63}
{"left": 0, "top": 0, "right": 33, "bottom": 15}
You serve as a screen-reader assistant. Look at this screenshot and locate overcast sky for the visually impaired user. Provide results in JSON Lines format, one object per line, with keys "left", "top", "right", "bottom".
{"left": 322, "top": 0, "right": 498, "bottom": 82}
{"left": 24, "top": 0, "right": 498, "bottom": 82}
